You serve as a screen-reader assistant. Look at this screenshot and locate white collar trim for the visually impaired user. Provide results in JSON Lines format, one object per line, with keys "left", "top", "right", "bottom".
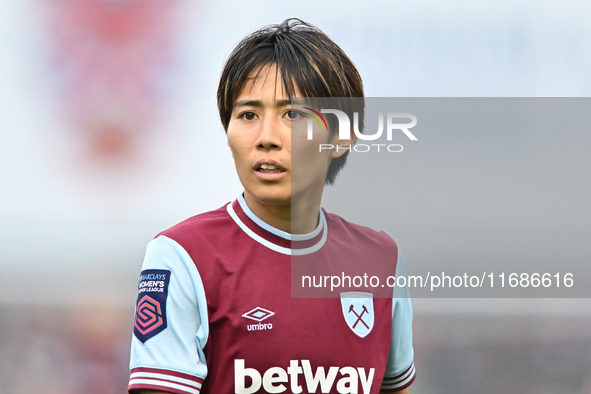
{"left": 237, "top": 194, "right": 325, "bottom": 241}
{"left": 229, "top": 195, "right": 328, "bottom": 255}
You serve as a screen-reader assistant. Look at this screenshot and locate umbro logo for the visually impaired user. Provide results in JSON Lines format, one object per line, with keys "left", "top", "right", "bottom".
{"left": 242, "top": 307, "right": 274, "bottom": 331}
{"left": 242, "top": 307, "right": 275, "bottom": 322}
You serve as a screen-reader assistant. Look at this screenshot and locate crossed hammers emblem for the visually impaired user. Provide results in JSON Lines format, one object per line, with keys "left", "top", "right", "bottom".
{"left": 348, "top": 304, "right": 370, "bottom": 329}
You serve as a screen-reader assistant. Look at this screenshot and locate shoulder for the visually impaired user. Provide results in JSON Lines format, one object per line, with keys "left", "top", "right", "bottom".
{"left": 157, "top": 203, "right": 234, "bottom": 245}
{"left": 323, "top": 210, "right": 398, "bottom": 250}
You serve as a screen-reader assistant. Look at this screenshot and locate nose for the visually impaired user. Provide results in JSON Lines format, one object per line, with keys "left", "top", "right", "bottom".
{"left": 255, "top": 113, "right": 283, "bottom": 150}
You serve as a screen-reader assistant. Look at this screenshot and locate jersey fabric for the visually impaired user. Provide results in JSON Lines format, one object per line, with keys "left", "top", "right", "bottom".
{"left": 129, "top": 195, "right": 415, "bottom": 394}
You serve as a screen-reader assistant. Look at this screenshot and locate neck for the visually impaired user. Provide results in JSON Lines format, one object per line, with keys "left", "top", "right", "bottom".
{"left": 243, "top": 192, "right": 321, "bottom": 234}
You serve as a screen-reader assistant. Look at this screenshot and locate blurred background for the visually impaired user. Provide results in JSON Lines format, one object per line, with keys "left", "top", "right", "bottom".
{"left": 1, "top": 0, "right": 590, "bottom": 392}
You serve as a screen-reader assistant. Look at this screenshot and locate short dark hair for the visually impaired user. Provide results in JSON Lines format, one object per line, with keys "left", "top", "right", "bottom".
{"left": 217, "top": 18, "right": 364, "bottom": 185}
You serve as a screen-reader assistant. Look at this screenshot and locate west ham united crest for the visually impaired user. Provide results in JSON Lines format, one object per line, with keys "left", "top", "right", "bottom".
{"left": 340, "top": 292, "right": 374, "bottom": 338}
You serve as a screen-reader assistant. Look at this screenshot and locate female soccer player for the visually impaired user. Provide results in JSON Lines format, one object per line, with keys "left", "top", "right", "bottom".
{"left": 129, "top": 18, "right": 415, "bottom": 394}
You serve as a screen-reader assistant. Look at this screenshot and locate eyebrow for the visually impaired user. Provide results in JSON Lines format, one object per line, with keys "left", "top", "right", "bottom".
{"left": 234, "top": 99, "right": 292, "bottom": 108}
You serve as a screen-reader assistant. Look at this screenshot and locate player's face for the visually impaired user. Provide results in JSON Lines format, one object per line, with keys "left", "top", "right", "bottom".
{"left": 226, "top": 64, "right": 344, "bottom": 211}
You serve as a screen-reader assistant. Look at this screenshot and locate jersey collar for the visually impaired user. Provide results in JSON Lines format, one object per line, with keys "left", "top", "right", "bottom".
{"left": 226, "top": 194, "right": 328, "bottom": 255}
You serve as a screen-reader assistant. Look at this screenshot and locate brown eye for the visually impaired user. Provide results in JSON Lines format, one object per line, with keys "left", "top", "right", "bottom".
{"left": 239, "top": 112, "right": 257, "bottom": 121}
{"left": 285, "top": 110, "right": 303, "bottom": 120}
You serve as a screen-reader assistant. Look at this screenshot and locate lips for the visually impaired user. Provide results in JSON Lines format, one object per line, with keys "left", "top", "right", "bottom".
{"left": 254, "top": 159, "right": 286, "bottom": 174}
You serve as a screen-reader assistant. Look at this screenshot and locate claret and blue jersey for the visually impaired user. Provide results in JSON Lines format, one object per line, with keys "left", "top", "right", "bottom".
{"left": 129, "top": 195, "right": 415, "bottom": 394}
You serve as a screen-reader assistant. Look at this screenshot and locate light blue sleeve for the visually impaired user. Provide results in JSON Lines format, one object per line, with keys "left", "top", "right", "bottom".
{"left": 128, "top": 235, "right": 210, "bottom": 394}
{"left": 381, "top": 248, "right": 416, "bottom": 392}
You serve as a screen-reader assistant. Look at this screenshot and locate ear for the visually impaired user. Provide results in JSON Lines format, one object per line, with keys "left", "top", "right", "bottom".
{"left": 329, "top": 130, "right": 357, "bottom": 159}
